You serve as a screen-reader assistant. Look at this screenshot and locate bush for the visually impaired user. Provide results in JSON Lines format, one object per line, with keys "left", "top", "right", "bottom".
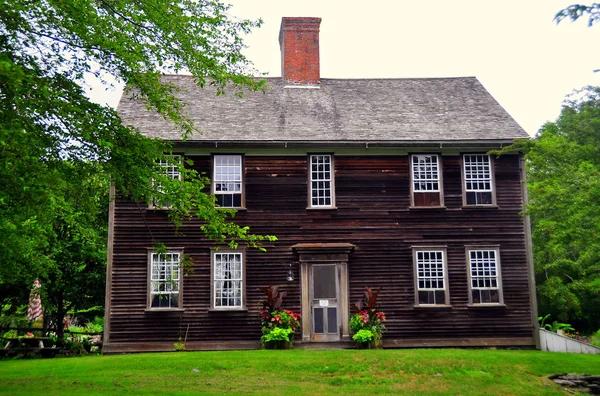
{"left": 352, "top": 329, "right": 373, "bottom": 344}
{"left": 591, "top": 329, "right": 600, "bottom": 348}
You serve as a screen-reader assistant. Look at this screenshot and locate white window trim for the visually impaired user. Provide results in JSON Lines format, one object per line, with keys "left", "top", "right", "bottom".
{"left": 147, "top": 248, "right": 183, "bottom": 310}
{"left": 412, "top": 246, "right": 450, "bottom": 307}
{"left": 410, "top": 154, "right": 444, "bottom": 207}
{"left": 210, "top": 249, "right": 246, "bottom": 310}
{"left": 462, "top": 154, "right": 496, "bottom": 206}
{"left": 466, "top": 246, "right": 504, "bottom": 306}
{"left": 149, "top": 155, "right": 182, "bottom": 209}
{"left": 212, "top": 154, "right": 244, "bottom": 209}
{"left": 308, "top": 154, "right": 336, "bottom": 209}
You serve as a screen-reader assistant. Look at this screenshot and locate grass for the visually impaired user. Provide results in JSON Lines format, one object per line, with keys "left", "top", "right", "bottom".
{"left": 0, "top": 349, "right": 599, "bottom": 395}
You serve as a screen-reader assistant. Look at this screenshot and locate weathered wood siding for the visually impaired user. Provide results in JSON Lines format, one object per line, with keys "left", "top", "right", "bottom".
{"left": 107, "top": 154, "right": 534, "bottom": 350}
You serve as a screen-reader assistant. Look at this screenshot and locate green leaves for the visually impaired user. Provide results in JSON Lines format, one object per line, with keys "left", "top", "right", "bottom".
{"left": 523, "top": 86, "right": 600, "bottom": 331}
{"left": 0, "top": 1, "right": 270, "bottom": 327}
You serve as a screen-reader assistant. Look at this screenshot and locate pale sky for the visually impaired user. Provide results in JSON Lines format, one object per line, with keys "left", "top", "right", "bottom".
{"left": 94, "top": 0, "right": 600, "bottom": 137}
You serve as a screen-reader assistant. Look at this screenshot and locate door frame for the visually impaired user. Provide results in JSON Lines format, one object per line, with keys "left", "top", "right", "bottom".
{"left": 293, "top": 243, "right": 355, "bottom": 342}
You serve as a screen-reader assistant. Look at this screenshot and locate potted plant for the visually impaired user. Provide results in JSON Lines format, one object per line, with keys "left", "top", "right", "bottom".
{"left": 349, "top": 286, "right": 387, "bottom": 349}
{"left": 258, "top": 285, "right": 301, "bottom": 349}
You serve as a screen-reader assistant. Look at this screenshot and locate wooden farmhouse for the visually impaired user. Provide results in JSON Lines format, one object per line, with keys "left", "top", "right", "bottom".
{"left": 104, "top": 17, "right": 537, "bottom": 352}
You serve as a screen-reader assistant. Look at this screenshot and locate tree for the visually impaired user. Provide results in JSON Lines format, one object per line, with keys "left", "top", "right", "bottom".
{"left": 555, "top": 3, "right": 600, "bottom": 26}
{"left": 0, "top": 1, "right": 274, "bottom": 331}
{"left": 499, "top": 87, "right": 600, "bottom": 332}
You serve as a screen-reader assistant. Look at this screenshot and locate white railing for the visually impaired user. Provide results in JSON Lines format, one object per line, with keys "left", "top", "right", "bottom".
{"left": 539, "top": 328, "right": 600, "bottom": 354}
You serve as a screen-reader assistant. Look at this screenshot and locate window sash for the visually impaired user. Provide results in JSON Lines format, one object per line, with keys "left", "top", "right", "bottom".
{"left": 463, "top": 154, "right": 492, "bottom": 192}
{"left": 157, "top": 155, "right": 182, "bottom": 182}
{"left": 213, "top": 155, "right": 243, "bottom": 208}
{"left": 416, "top": 251, "right": 445, "bottom": 291}
{"left": 468, "top": 249, "right": 502, "bottom": 304}
{"left": 310, "top": 154, "right": 333, "bottom": 207}
{"left": 214, "top": 155, "right": 242, "bottom": 193}
{"left": 150, "top": 252, "right": 181, "bottom": 309}
{"left": 213, "top": 253, "right": 243, "bottom": 308}
{"left": 412, "top": 155, "right": 440, "bottom": 192}
{"left": 414, "top": 249, "right": 447, "bottom": 305}
{"left": 469, "top": 250, "right": 499, "bottom": 290}
{"left": 152, "top": 155, "right": 182, "bottom": 208}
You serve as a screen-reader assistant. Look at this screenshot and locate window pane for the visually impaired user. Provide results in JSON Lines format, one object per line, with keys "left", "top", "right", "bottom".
{"left": 310, "top": 155, "right": 333, "bottom": 207}
{"left": 313, "top": 265, "right": 336, "bottom": 299}
{"left": 469, "top": 249, "right": 500, "bottom": 304}
{"left": 314, "top": 307, "right": 324, "bottom": 334}
{"left": 412, "top": 155, "right": 440, "bottom": 192}
{"left": 415, "top": 250, "right": 446, "bottom": 305}
{"left": 214, "top": 155, "right": 242, "bottom": 207}
{"left": 327, "top": 307, "right": 337, "bottom": 334}
{"left": 213, "top": 253, "right": 243, "bottom": 308}
{"left": 464, "top": 155, "right": 492, "bottom": 204}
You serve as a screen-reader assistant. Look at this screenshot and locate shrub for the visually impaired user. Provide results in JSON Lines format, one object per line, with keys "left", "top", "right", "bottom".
{"left": 352, "top": 329, "right": 373, "bottom": 344}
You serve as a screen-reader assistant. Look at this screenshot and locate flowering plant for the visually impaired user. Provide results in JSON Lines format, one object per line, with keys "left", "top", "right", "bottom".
{"left": 350, "top": 286, "right": 387, "bottom": 347}
{"left": 258, "top": 285, "right": 301, "bottom": 348}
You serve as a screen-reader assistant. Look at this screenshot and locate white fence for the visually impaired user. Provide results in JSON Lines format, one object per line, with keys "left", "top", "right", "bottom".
{"left": 539, "top": 328, "right": 600, "bottom": 354}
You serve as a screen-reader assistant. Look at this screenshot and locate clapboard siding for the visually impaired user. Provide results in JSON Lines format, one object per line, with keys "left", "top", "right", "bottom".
{"left": 107, "top": 154, "right": 534, "bottom": 348}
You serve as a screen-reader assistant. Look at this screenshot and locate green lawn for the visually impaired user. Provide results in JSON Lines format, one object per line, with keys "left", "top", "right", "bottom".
{"left": 1, "top": 349, "right": 599, "bottom": 395}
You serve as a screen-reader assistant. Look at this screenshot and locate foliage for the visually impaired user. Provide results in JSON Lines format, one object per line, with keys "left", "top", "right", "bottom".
{"left": 1, "top": 350, "right": 600, "bottom": 394}
{"left": 555, "top": 3, "right": 600, "bottom": 27}
{"left": 538, "top": 314, "right": 551, "bottom": 329}
{"left": 527, "top": 87, "right": 600, "bottom": 332}
{"left": 547, "top": 321, "right": 575, "bottom": 334}
{"left": 500, "top": 87, "right": 600, "bottom": 332}
{"left": 351, "top": 329, "right": 373, "bottom": 344}
{"left": 258, "top": 286, "right": 300, "bottom": 348}
{"left": 538, "top": 314, "right": 576, "bottom": 334}
{"left": 351, "top": 286, "right": 382, "bottom": 313}
{"left": 260, "top": 309, "right": 301, "bottom": 348}
{"left": 173, "top": 338, "right": 186, "bottom": 351}
{"left": 350, "top": 286, "right": 386, "bottom": 347}
{"left": 591, "top": 329, "right": 600, "bottom": 347}
{"left": 0, "top": 0, "right": 276, "bottom": 338}
{"left": 260, "top": 327, "right": 294, "bottom": 344}
{"left": 258, "top": 285, "right": 287, "bottom": 318}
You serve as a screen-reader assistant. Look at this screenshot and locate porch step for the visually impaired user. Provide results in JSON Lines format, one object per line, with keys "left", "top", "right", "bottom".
{"left": 295, "top": 341, "right": 355, "bottom": 350}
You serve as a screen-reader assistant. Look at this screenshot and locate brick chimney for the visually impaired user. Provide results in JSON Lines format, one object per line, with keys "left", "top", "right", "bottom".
{"left": 279, "top": 17, "right": 322, "bottom": 86}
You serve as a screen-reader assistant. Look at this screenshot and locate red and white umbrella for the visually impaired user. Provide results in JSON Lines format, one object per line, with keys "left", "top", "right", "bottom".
{"left": 27, "top": 278, "right": 43, "bottom": 321}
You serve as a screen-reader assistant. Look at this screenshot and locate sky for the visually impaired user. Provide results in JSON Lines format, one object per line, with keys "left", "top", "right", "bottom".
{"left": 94, "top": 0, "right": 600, "bottom": 137}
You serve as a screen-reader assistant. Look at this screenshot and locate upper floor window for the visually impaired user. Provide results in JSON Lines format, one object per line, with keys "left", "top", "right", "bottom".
{"left": 212, "top": 251, "right": 244, "bottom": 310}
{"left": 411, "top": 154, "right": 443, "bottom": 207}
{"left": 309, "top": 154, "right": 335, "bottom": 208}
{"left": 152, "top": 155, "right": 182, "bottom": 209}
{"left": 463, "top": 154, "right": 494, "bottom": 205}
{"left": 213, "top": 155, "right": 243, "bottom": 208}
{"left": 467, "top": 247, "right": 503, "bottom": 305}
{"left": 413, "top": 248, "right": 449, "bottom": 306}
{"left": 148, "top": 250, "right": 182, "bottom": 309}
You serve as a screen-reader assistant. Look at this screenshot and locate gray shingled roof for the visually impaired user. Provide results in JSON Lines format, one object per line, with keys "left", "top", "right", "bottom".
{"left": 118, "top": 76, "right": 528, "bottom": 143}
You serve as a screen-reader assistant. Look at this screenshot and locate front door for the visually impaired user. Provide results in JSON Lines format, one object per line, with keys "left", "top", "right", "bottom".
{"left": 309, "top": 264, "right": 340, "bottom": 341}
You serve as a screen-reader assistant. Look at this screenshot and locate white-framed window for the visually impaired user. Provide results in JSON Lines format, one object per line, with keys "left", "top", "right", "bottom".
{"left": 151, "top": 155, "right": 182, "bottom": 208}
{"left": 463, "top": 154, "right": 494, "bottom": 205}
{"left": 411, "top": 154, "right": 443, "bottom": 206}
{"left": 148, "top": 250, "right": 182, "bottom": 309}
{"left": 467, "top": 248, "right": 503, "bottom": 304}
{"left": 309, "top": 154, "right": 334, "bottom": 208}
{"left": 413, "top": 248, "right": 449, "bottom": 305}
{"left": 213, "top": 155, "right": 243, "bottom": 208}
{"left": 212, "top": 251, "right": 244, "bottom": 309}
{"left": 158, "top": 156, "right": 182, "bottom": 181}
